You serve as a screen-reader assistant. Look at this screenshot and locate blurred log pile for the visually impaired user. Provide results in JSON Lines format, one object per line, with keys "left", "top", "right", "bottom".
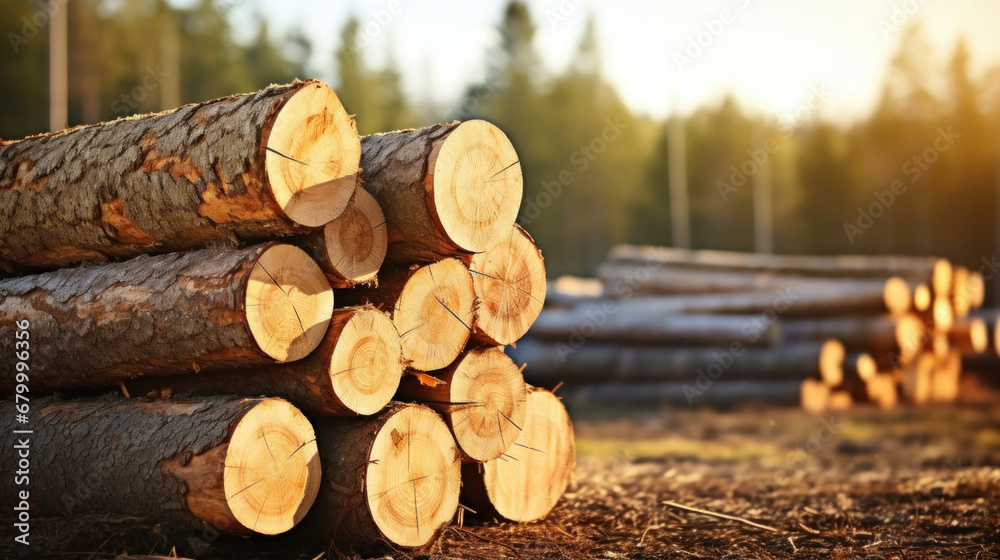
{"left": 511, "top": 245, "right": 993, "bottom": 412}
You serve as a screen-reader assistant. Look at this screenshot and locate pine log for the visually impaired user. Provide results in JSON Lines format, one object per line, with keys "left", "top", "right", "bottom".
{"left": 360, "top": 121, "right": 523, "bottom": 263}
{"left": 828, "top": 390, "right": 853, "bottom": 411}
{"left": 800, "top": 378, "right": 832, "bottom": 413}
{"left": 932, "top": 296, "right": 955, "bottom": 330}
{"left": 866, "top": 373, "right": 899, "bottom": 409}
{"left": 396, "top": 347, "right": 527, "bottom": 462}
{"left": 0, "top": 396, "right": 320, "bottom": 535}
{"left": 462, "top": 388, "right": 574, "bottom": 522}
{"left": 0, "top": 243, "right": 333, "bottom": 390}
{"left": 901, "top": 353, "right": 936, "bottom": 404}
{"left": 952, "top": 266, "right": 971, "bottom": 318}
{"left": 300, "top": 186, "right": 387, "bottom": 288}
{"left": 913, "top": 283, "right": 932, "bottom": 312}
{"left": 292, "top": 403, "right": 461, "bottom": 549}
{"left": 844, "top": 352, "right": 877, "bottom": 383}
{"left": 0, "top": 80, "right": 360, "bottom": 274}
{"left": 781, "top": 314, "right": 926, "bottom": 365}
{"left": 932, "top": 259, "right": 953, "bottom": 296}
{"left": 930, "top": 350, "right": 961, "bottom": 403}
{"left": 509, "top": 339, "right": 845, "bottom": 386}
{"left": 529, "top": 310, "right": 781, "bottom": 346}
{"left": 607, "top": 244, "right": 946, "bottom": 280}
{"left": 466, "top": 225, "right": 547, "bottom": 345}
{"left": 338, "top": 258, "right": 474, "bottom": 371}
{"left": 566, "top": 380, "right": 805, "bottom": 407}
{"left": 125, "top": 306, "right": 402, "bottom": 416}
{"left": 597, "top": 263, "right": 912, "bottom": 314}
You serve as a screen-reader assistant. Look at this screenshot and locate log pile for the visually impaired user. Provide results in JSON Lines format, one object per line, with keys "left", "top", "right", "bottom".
{"left": 513, "top": 244, "right": 992, "bottom": 412}
{"left": 0, "top": 82, "right": 570, "bottom": 554}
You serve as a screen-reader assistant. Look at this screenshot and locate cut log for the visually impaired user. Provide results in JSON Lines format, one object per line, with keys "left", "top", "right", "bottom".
{"left": 607, "top": 244, "right": 946, "bottom": 280}
{"left": 529, "top": 311, "right": 781, "bottom": 346}
{"left": 560, "top": 286, "right": 912, "bottom": 317}
{"left": 300, "top": 186, "right": 387, "bottom": 288}
{"left": 828, "top": 390, "right": 853, "bottom": 411}
{"left": 462, "top": 388, "right": 574, "bottom": 522}
{"left": 931, "top": 331, "right": 951, "bottom": 359}
{"left": 844, "top": 352, "right": 877, "bottom": 383}
{"left": 126, "top": 306, "right": 402, "bottom": 416}
{"left": 597, "top": 264, "right": 911, "bottom": 314}
{"left": 932, "top": 259, "right": 953, "bottom": 296}
{"left": 0, "top": 80, "right": 360, "bottom": 274}
{"left": 0, "top": 396, "right": 320, "bottom": 535}
{"left": 339, "top": 258, "right": 474, "bottom": 371}
{"left": 913, "top": 283, "right": 932, "bottom": 312}
{"left": 952, "top": 266, "right": 971, "bottom": 318}
{"left": 293, "top": 403, "right": 461, "bottom": 549}
{"left": 866, "top": 373, "right": 899, "bottom": 409}
{"left": 567, "top": 380, "right": 804, "bottom": 407}
{"left": 965, "top": 272, "right": 986, "bottom": 309}
{"left": 510, "top": 338, "right": 844, "bottom": 386}
{"left": 932, "top": 296, "right": 955, "bottom": 330}
{"left": 396, "top": 347, "right": 527, "bottom": 461}
{"left": 901, "top": 353, "right": 935, "bottom": 404}
{"left": 930, "top": 350, "right": 961, "bottom": 403}
{"left": 781, "top": 314, "right": 926, "bottom": 366}
{"left": 360, "top": 121, "right": 522, "bottom": 263}
{"left": 0, "top": 243, "right": 333, "bottom": 389}
{"left": 801, "top": 378, "right": 831, "bottom": 413}
{"left": 467, "top": 225, "right": 547, "bottom": 345}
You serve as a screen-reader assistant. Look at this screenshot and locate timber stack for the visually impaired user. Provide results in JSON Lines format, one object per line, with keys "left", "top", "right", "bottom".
{"left": 0, "top": 80, "right": 570, "bottom": 555}
{"left": 513, "top": 245, "right": 992, "bottom": 412}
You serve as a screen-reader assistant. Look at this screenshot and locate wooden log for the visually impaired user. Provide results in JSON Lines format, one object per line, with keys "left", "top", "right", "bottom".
{"left": 0, "top": 80, "right": 360, "bottom": 274}
{"left": 913, "top": 283, "right": 932, "bottom": 312}
{"left": 597, "top": 263, "right": 912, "bottom": 314}
{"left": 529, "top": 311, "right": 781, "bottom": 346}
{"left": 509, "top": 338, "right": 845, "bottom": 386}
{"left": 844, "top": 352, "right": 877, "bottom": 383}
{"left": 360, "top": 121, "right": 522, "bottom": 263}
{"left": 462, "top": 388, "right": 574, "bottom": 522}
{"left": 566, "top": 380, "right": 805, "bottom": 407}
{"left": 607, "top": 244, "right": 946, "bottom": 280}
{"left": 300, "top": 186, "right": 387, "bottom": 288}
{"left": 930, "top": 350, "right": 961, "bottom": 403}
{"left": 466, "top": 225, "right": 546, "bottom": 345}
{"left": 396, "top": 347, "right": 527, "bottom": 461}
{"left": 292, "top": 403, "right": 461, "bottom": 549}
{"left": 932, "top": 296, "right": 955, "bottom": 331}
{"left": 781, "top": 314, "right": 926, "bottom": 365}
{"left": 932, "top": 259, "right": 953, "bottom": 296}
{"left": 125, "top": 306, "right": 402, "bottom": 416}
{"left": 828, "top": 390, "right": 853, "bottom": 411}
{"left": 558, "top": 286, "right": 912, "bottom": 317}
{"left": 901, "top": 353, "right": 935, "bottom": 404}
{"left": 0, "top": 396, "right": 320, "bottom": 535}
{"left": 866, "top": 373, "right": 899, "bottom": 409}
{"left": 339, "top": 258, "right": 474, "bottom": 371}
{"left": 0, "top": 243, "right": 333, "bottom": 390}
{"left": 800, "top": 378, "right": 831, "bottom": 413}
{"left": 952, "top": 266, "right": 971, "bottom": 318}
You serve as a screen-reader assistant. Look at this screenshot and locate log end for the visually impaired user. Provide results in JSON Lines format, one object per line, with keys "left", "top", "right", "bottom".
{"left": 932, "top": 258, "right": 953, "bottom": 296}
{"left": 224, "top": 398, "right": 321, "bottom": 535}
{"left": 245, "top": 244, "right": 334, "bottom": 362}
{"left": 855, "top": 352, "right": 877, "bottom": 382}
{"left": 328, "top": 307, "right": 403, "bottom": 415}
{"left": 444, "top": 347, "right": 527, "bottom": 462}
{"left": 265, "top": 81, "right": 360, "bottom": 227}
{"left": 365, "top": 404, "right": 462, "bottom": 547}
{"left": 395, "top": 258, "right": 475, "bottom": 371}
{"left": 800, "top": 378, "right": 830, "bottom": 413}
{"left": 882, "top": 276, "right": 912, "bottom": 315}
{"left": 819, "top": 339, "right": 845, "bottom": 386}
{"left": 320, "top": 187, "right": 387, "bottom": 287}
{"left": 913, "top": 283, "right": 932, "bottom": 312}
{"left": 463, "top": 389, "right": 575, "bottom": 522}
{"left": 470, "top": 225, "right": 547, "bottom": 345}
{"left": 431, "top": 120, "right": 523, "bottom": 253}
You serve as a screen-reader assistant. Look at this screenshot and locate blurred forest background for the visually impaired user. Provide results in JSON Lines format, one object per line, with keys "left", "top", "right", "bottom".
{"left": 1, "top": 0, "right": 999, "bottom": 295}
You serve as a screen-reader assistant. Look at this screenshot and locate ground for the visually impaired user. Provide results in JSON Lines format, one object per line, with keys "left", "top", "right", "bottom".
{"left": 4, "top": 380, "right": 1000, "bottom": 560}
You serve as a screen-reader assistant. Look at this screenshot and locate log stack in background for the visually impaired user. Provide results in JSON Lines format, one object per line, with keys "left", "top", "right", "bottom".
{"left": 0, "top": 83, "right": 572, "bottom": 554}
{"left": 515, "top": 245, "right": 992, "bottom": 412}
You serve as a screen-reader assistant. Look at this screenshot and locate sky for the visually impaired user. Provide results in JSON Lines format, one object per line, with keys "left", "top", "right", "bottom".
{"left": 200, "top": 0, "right": 1000, "bottom": 122}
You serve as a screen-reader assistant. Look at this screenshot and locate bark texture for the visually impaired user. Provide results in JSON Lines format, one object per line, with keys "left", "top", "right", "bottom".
{"left": 0, "top": 243, "right": 332, "bottom": 389}
{"left": 529, "top": 311, "right": 781, "bottom": 346}
{"left": 0, "top": 79, "right": 358, "bottom": 274}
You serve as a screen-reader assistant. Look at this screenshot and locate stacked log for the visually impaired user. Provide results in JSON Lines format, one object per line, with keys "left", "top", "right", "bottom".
{"left": 517, "top": 244, "right": 991, "bottom": 411}
{"left": 0, "top": 85, "right": 571, "bottom": 555}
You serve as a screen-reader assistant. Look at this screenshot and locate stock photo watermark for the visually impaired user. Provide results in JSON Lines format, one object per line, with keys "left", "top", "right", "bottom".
{"left": 7, "top": 0, "right": 69, "bottom": 54}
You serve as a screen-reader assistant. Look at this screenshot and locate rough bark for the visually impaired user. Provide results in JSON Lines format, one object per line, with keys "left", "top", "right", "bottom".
{"left": 0, "top": 80, "right": 360, "bottom": 274}
{"left": 0, "top": 396, "right": 320, "bottom": 535}
{"left": 396, "top": 347, "right": 527, "bottom": 461}
{"left": 528, "top": 310, "right": 781, "bottom": 346}
{"left": 125, "top": 306, "right": 402, "bottom": 416}
{"left": 338, "top": 258, "right": 474, "bottom": 371}
{"left": 287, "top": 403, "right": 461, "bottom": 550}
{"left": 360, "top": 121, "right": 522, "bottom": 263}
{"left": 0, "top": 242, "right": 333, "bottom": 390}
{"left": 566, "top": 380, "right": 805, "bottom": 407}
{"left": 781, "top": 314, "right": 927, "bottom": 365}
{"left": 509, "top": 339, "right": 843, "bottom": 385}
{"left": 461, "top": 389, "right": 574, "bottom": 522}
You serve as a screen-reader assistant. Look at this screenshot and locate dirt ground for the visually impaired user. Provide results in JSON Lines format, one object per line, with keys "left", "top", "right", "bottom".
{"left": 4, "top": 382, "right": 1000, "bottom": 560}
